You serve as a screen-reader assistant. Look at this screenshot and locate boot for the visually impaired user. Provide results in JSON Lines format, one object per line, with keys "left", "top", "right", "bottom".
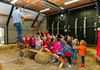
{"left": 80, "top": 63, "right": 84, "bottom": 67}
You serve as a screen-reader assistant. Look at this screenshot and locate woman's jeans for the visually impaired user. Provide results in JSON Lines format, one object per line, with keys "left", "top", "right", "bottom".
{"left": 14, "top": 23, "right": 22, "bottom": 43}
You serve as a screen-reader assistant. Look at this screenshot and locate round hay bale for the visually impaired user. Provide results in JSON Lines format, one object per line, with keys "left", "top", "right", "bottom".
{"left": 35, "top": 52, "right": 52, "bottom": 64}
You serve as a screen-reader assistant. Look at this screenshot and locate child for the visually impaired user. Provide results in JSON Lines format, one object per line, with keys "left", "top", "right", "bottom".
{"left": 64, "top": 39, "right": 72, "bottom": 68}
{"left": 78, "top": 40, "right": 87, "bottom": 67}
{"left": 44, "top": 29, "right": 50, "bottom": 37}
{"left": 48, "top": 38, "right": 55, "bottom": 50}
{"left": 52, "top": 37, "right": 62, "bottom": 64}
{"left": 30, "top": 36, "right": 35, "bottom": 48}
{"left": 42, "top": 37, "right": 49, "bottom": 49}
{"left": 26, "top": 34, "right": 32, "bottom": 48}
{"left": 72, "top": 36, "right": 79, "bottom": 61}
{"left": 35, "top": 36, "right": 43, "bottom": 50}
{"left": 60, "top": 37, "right": 66, "bottom": 49}
{"left": 19, "top": 36, "right": 27, "bottom": 50}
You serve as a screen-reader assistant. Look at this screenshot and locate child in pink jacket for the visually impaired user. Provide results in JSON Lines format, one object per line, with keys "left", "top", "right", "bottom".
{"left": 52, "top": 37, "right": 62, "bottom": 64}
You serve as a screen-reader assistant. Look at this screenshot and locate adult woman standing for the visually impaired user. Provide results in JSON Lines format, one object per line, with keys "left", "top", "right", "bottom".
{"left": 96, "top": 30, "right": 100, "bottom": 63}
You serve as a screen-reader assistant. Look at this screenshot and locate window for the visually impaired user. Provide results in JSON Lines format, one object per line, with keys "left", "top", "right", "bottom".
{"left": 0, "top": 27, "right": 4, "bottom": 45}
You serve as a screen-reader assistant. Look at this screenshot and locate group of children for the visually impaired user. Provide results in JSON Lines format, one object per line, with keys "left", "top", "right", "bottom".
{"left": 19, "top": 32, "right": 87, "bottom": 68}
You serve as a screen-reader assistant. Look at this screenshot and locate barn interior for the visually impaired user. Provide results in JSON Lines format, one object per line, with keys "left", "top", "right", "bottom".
{"left": 0, "top": 0, "right": 100, "bottom": 70}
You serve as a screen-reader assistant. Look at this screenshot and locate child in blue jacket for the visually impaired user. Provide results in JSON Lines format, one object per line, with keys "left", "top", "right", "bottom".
{"left": 63, "top": 39, "right": 72, "bottom": 68}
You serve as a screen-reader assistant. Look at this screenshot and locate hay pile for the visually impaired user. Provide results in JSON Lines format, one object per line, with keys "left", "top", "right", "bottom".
{"left": 35, "top": 52, "right": 52, "bottom": 64}
{"left": 0, "top": 63, "right": 2, "bottom": 70}
{"left": 87, "top": 48, "right": 96, "bottom": 58}
{"left": 0, "top": 44, "right": 18, "bottom": 51}
{"left": 96, "top": 57, "right": 100, "bottom": 65}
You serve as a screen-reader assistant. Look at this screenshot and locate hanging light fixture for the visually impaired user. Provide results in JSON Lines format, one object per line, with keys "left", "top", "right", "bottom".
{"left": 40, "top": 8, "right": 50, "bottom": 12}
{"left": 61, "top": 14, "right": 64, "bottom": 17}
{"left": 64, "top": 0, "right": 79, "bottom": 5}
{"left": 10, "top": 0, "right": 18, "bottom": 4}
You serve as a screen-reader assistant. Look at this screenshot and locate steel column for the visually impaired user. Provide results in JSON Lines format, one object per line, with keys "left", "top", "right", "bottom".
{"left": 6, "top": 5, "right": 14, "bottom": 44}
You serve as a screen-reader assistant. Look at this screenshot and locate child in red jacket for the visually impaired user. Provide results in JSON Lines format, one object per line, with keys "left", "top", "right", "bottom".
{"left": 19, "top": 36, "right": 27, "bottom": 50}
{"left": 26, "top": 34, "right": 32, "bottom": 48}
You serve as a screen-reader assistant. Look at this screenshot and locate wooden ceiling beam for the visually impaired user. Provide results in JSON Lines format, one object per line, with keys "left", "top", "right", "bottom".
{"left": 6, "top": 0, "right": 98, "bottom": 14}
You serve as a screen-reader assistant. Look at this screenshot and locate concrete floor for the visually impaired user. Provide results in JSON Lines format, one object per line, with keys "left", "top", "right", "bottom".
{"left": 0, "top": 48, "right": 100, "bottom": 70}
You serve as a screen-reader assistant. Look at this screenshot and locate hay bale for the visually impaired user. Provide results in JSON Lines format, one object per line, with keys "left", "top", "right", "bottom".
{"left": 0, "top": 44, "right": 18, "bottom": 51}
{"left": 35, "top": 52, "right": 52, "bottom": 64}
{"left": 8, "top": 44, "right": 18, "bottom": 49}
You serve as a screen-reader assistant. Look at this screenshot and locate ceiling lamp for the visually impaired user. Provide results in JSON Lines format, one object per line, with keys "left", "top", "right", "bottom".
{"left": 59, "top": 7, "right": 64, "bottom": 10}
{"left": 10, "top": 0, "right": 18, "bottom": 4}
{"left": 64, "top": 0, "right": 79, "bottom": 5}
{"left": 61, "top": 14, "right": 64, "bottom": 17}
{"left": 40, "top": 8, "right": 50, "bottom": 12}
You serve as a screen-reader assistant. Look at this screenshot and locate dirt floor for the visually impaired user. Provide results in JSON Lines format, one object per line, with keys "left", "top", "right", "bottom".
{"left": 0, "top": 48, "right": 100, "bottom": 70}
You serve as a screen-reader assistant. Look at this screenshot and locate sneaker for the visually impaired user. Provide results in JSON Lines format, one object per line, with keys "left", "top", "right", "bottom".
{"left": 52, "top": 60, "right": 55, "bottom": 63}
{"left": 68, "top": 64, "right": 72, "bottom": 68}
